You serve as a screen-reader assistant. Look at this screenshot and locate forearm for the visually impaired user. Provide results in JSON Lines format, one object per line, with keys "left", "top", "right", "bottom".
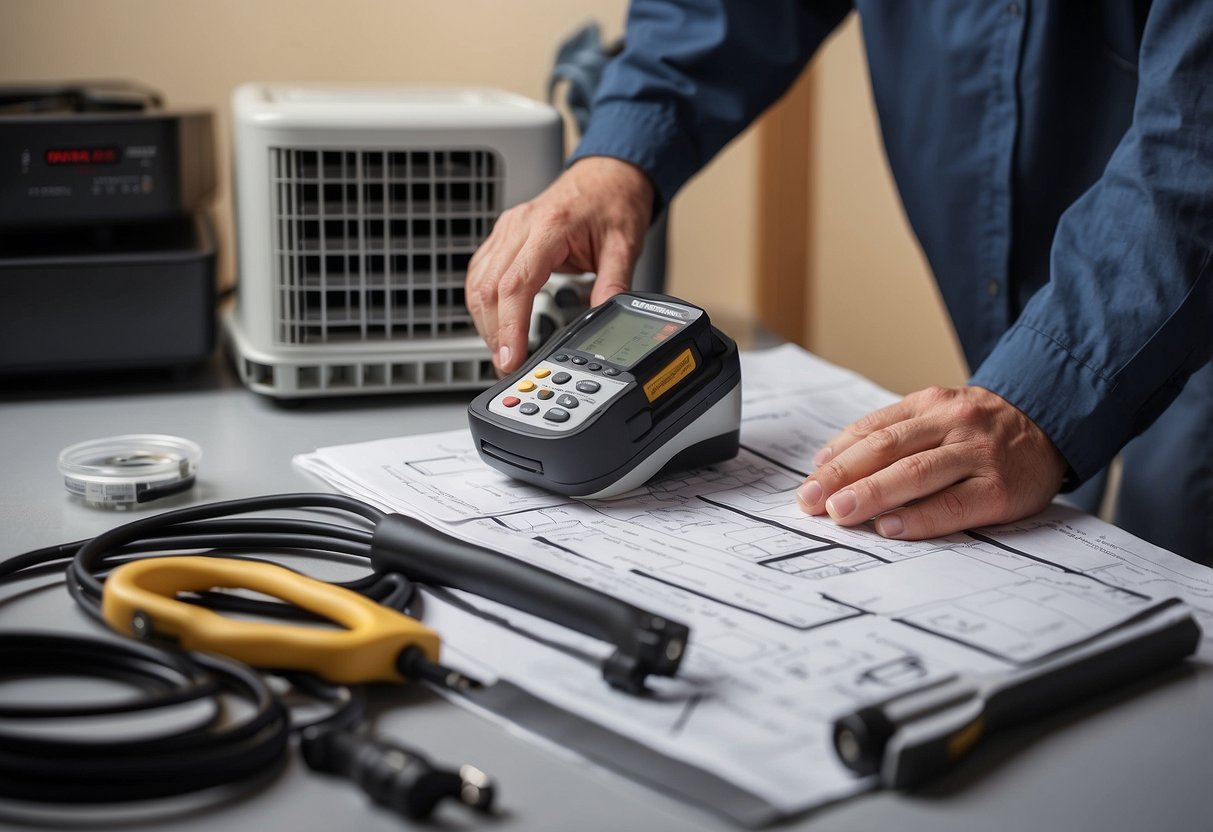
{"left": 570, "top": 0, "right": 853, "bottom": 207}
{"left": 969, "top": 0, "right": 1213, "bottom": 486}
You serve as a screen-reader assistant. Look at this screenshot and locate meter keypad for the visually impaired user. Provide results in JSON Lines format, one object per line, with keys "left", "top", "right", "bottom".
{"left": 487, "top": 358, "right": 629, "bottom": 432}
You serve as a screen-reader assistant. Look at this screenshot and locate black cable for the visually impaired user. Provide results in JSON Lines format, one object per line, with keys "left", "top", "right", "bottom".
{"left": 0, "top": 632, "right": 289, "bottom": 804}
{"left": 0, "top": 493, "right": 493, "bottom": 818}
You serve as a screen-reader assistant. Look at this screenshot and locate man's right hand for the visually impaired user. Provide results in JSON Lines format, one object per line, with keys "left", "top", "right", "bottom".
{"left": 466, "top": 156, "right": 655, "bottom": 375}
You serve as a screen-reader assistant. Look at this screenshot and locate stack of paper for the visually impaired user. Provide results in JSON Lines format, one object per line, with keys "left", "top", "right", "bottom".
{"left": 296, "top": 345, "right": 1213, "bottom": 824}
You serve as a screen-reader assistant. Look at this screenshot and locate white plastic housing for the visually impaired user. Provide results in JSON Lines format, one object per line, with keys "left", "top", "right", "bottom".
{"left": 226, "top": 84, "right": 563, "bottom": 397}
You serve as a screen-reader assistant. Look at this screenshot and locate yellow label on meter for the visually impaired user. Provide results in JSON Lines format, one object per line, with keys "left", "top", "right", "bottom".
{"left": 643, "top": 348, "right": 697, "bottom": 402}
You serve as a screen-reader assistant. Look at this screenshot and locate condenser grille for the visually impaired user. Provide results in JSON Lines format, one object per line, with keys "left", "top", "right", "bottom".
{"left": 269, "top": 147, "right": 502, "bottom": 344}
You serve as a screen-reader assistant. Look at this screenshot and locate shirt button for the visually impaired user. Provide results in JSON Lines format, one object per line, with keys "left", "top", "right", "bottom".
{"left": 986, "top": 280, "right": 1001, "bottom": 297}
{"left": 1007, "top": 1, "right": 1021, "bottom": 14}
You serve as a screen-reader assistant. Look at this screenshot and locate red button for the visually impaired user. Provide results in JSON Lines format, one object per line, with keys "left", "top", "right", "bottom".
{"left": 502, "top": 396, "right": 521, "bottom": 407}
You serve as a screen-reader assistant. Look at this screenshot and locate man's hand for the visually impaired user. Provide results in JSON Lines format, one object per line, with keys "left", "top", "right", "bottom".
{"left": 796, "top": 385, "right": 1067, "bottom": 538}
{"left": 466, "top": 156, "right": 655, "bottom": 375}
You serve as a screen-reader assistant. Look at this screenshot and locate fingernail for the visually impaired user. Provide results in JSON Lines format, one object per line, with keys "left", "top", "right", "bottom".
{"left": 797, "top": 480, "right": 822, "bottom": 507}
{"left": 826, "top": 489, "right": 857, "bottom": 520}
{"left": 812, "top": 446, "right": 833, "bottom": 466}
{"left": 876, "top": 514, "right": 904, "bottom": 538}
{"left": 497, "top": 344, "right": 512, "bottom": 370}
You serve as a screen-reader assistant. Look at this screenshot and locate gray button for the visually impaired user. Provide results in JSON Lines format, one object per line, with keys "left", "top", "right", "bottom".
{"left": 575, "top": 380, "right": 600, "bottom": 394}
{"left": 587, "top": 362, "right": 602, "bottom": 371}
{"left": 556, "top": 394, "right": 579, "bottom": 409}
{"left": 570, "top": 356, "right": 587, "bottom": 365}
{"left": 519, "top": 402, "right": 539, "bottom": 415}
{"left": 552, "top": 371, "right": 572, "bottom": 385}
{"left": 543, "top": 408, "right": 570, "bottom": 423}
{"left": 604, "top": 367, "right": 621, "bottom": 376}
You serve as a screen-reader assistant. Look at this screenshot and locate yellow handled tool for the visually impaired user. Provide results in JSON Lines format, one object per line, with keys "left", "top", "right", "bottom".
{"left": 101, "top": 555, "right": 468, "bottom": 686}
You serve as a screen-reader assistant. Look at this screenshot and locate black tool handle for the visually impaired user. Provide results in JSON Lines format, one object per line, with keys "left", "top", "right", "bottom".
{"left": 371, "top": 513, "right": 689, "bottom": 694}
{"left": 832, "top": 602, "right": 1201, "bottom": 788}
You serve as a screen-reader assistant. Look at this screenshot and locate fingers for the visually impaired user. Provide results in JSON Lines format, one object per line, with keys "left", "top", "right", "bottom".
{"left": 872, "top": 476, "right": 1007, "bottom": 539}
{"left": 795, "top": 385, "right": 1067, "bottom": 541}
{"left": 465, "top": 157, "right": 655, "bottom": 375}
{"left": 492, "top": 231, "right": 571, "bottom": 374}
{"left": 799, "top": 436, "right": 962, "bottom": 523}
{"left": 589, "top": 232, "right": 639, "bottom": 307}
{"left": 810, "top": 395, "right": 925, "bottom": 467}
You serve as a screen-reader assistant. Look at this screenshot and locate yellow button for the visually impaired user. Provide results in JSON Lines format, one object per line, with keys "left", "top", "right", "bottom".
{"left": 533, "top": 368, "right": 551, "bottom": 379}
{"left": 517, "top": 380, "right": 537, "bottom": 393}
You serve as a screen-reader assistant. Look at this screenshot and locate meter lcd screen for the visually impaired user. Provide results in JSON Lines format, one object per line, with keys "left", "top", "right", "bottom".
{"left": 574, "top": 306, "right": 686, "bottom": 368}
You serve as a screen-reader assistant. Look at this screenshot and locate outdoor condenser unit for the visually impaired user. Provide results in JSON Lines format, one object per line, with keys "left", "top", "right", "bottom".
{"left": 226, "top": 84, "right": 579, "bottom": 397}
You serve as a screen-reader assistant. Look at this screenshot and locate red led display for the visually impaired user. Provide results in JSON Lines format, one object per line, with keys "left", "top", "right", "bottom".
{"left": 45, "top": 147, "right": 120, "bottom": 166}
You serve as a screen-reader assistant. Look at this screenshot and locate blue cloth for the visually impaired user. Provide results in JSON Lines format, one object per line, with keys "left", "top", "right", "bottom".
{"left": 569, "top": 0, "right": 1213, "bottom": 562}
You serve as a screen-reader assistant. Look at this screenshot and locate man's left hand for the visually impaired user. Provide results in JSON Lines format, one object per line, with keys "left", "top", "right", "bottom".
{"left": 796, "top": 385, "right": 1067, "bottom": 539}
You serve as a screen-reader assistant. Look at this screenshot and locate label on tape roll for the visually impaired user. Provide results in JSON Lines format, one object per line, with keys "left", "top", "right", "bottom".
{"left": 57, "top": 434, "right": 201, "bottom": 510}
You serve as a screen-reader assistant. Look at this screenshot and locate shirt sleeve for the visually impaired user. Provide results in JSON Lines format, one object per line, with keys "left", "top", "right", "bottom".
{"left": 568, "top": 0, "right": 853, "bottom": 207}
{"left": 969, "top": 0, "right": 1213, "bottom": 488}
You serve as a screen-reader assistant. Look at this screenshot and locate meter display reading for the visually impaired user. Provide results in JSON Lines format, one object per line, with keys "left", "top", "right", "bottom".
{"left": 468, "top": 292, "right": 741, "bottom": 499}
{"left": 574, "top": 306, "right": 685, "bottom": 369}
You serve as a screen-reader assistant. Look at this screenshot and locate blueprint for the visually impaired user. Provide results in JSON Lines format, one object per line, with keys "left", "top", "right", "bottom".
{"left": 296, "top": 344, "right": 1213, "bottom": 819}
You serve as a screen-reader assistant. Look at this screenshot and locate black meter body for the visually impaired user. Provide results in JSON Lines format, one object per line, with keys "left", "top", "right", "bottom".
{"left": 468, "top": 292, "right": 741, "bottom": 498}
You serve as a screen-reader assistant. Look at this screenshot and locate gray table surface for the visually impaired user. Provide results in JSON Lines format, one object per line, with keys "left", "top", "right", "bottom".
{"left": 2, "top": 356, "right": 1211, "bottom": 831}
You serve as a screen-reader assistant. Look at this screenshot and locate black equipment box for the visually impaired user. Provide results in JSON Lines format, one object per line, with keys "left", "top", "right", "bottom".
{"left": 0, "top": 217, "right": 216, "bottom": 375}
{"left": 0, "top": 82, "right": 215, "bottom": 227}
{"left": 0, "top": 82, "right": 218, "bottom": 376}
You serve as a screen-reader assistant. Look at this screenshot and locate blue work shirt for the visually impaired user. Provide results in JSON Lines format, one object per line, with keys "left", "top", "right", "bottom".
{"left": 569, "top": 0, "right": 1213, "bottom": 488}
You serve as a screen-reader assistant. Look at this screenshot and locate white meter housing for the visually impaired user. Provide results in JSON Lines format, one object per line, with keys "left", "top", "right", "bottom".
{"left": 226, "top": 84, "right": 574, "bottom": 397}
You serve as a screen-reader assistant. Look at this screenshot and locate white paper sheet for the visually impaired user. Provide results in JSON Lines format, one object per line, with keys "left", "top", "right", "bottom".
{"left": 295, "top": 344, "right": 1212, "bottom": 817}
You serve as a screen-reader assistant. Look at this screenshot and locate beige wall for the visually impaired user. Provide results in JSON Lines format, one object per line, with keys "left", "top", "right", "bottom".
{"left": 1, "top": 0, "right": 757, "bottom": 324}
{"left": 805, "top": 17, "right": 968, "bottom": 393}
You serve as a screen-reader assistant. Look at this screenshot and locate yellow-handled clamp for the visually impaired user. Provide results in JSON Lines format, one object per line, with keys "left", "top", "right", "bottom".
{"left": 102, "top": 556, "right": 443, "bottom": 685}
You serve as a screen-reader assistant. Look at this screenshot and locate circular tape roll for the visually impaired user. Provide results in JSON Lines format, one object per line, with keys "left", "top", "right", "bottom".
{"left": 58, "top": 434, "right": 202, "bottom": 509}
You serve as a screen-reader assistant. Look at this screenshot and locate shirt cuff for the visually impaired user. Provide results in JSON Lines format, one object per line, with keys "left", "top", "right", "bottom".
{"left": 969, "top": 322, "right": 1139, "bottom": 489}
{"left": 567, "top": 99, "right": 702, "bottom": 211}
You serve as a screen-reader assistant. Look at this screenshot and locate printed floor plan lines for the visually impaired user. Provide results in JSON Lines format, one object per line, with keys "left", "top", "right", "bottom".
{"left": 295, "top": 345, "right": 1212, "bottom": 819}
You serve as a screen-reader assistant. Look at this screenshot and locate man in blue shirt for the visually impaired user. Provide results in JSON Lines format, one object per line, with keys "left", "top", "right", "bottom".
{"left": 466, "top": 1, "right": 1213, "bottom": 565}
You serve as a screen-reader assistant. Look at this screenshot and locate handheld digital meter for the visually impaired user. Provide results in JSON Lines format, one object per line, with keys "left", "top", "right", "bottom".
{"left": 468, "top": 292, "right": 741, "bottom": 498}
